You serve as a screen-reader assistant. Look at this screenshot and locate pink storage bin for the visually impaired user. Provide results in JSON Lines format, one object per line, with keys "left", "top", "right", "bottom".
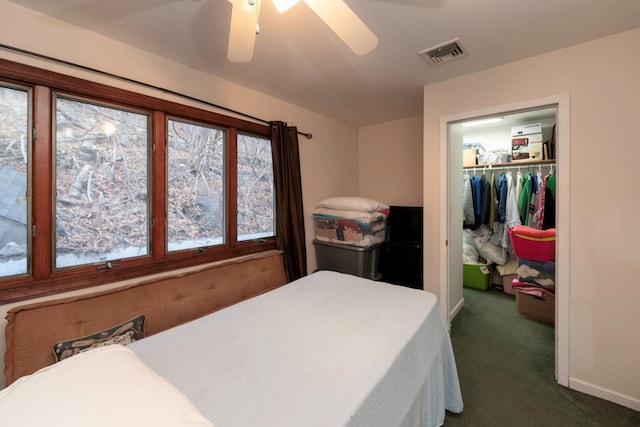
{"left": 508, "top": 226, "right": 555, "bottom": 262}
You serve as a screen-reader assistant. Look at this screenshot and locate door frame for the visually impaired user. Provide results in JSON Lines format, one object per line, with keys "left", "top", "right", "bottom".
{"left": 438, "top": 94, "right": 570, "bottom": 386}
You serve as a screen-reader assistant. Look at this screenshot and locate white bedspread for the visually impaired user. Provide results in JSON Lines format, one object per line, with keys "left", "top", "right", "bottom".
{"left": 129, "top": 271, "right": 463, "bottom": 427}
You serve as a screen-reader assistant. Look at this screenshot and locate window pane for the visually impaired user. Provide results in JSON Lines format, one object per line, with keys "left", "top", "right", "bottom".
{"left": 237, "top": 134, "right": 274, "bottom": 241}
{"left": 167, "top": 119, "right": 225, "bottom": 251}
{"left": 0, "top": 85, "right": 29, "bottom": 277}
{"left": 55, "top": 96, "right": 149, "bottom": 268}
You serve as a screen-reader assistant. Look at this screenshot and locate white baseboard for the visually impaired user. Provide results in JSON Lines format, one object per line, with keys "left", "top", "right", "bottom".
{"left": 450, "top": 297, "right": 464, "bottom": 321}
{"left": 569, "top": 377, "right": 640, "bottom": 412}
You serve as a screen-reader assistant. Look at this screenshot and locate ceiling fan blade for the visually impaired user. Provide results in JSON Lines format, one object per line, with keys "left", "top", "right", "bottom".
{"left": 302, "top": 0, "right": 378, "bottom": 55}
{"left": 227, "top": 0, "right": 258, "bottom": 63}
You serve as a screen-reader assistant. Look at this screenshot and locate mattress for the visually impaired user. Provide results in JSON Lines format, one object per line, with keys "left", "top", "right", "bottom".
{"left": 129, "top": 271, "right": 463, "bottom": 427}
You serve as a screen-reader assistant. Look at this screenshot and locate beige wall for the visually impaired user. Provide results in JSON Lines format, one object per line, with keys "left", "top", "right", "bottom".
{"left": 0, "top": 1, "right": 360, "bottom": 386}
{"left": 423, "top": 28, "right": 640, "bottom": 409}
{"left": 358, "top": 116, "right": 423, "bottom": 206}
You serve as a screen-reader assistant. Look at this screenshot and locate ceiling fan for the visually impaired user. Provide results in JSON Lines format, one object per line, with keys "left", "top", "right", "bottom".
{"left": 227, "top": 0, "right": 379, "bottom": 62}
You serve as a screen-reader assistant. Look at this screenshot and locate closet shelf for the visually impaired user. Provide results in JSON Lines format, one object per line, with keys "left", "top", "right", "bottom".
{"left": 463, "top": 159, "right": 556, "bottom": 170}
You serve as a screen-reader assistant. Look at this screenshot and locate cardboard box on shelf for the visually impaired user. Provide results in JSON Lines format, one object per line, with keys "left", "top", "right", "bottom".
{"left": 511, "top": 137, "right": 530, "bottom": 161}
{"left": 527, "top": 133, "right": 543, "bottom": 143}
{"left": 463, "top": 148, "right": 477, "bottom": 167}
{"left": 512, "top": 123, "right": 542, "bottom": 136}
{"left": 529, "top": 142, "right": 543, "bottom": 160}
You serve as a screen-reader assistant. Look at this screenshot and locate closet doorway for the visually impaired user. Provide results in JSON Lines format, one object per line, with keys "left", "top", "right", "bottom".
{"left": 438, "top": 94, "right": 570, "bottom": 387}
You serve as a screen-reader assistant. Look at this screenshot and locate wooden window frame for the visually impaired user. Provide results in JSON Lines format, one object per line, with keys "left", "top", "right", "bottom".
{"left": 0, "top": 58, "right": 275, "bottom": 304}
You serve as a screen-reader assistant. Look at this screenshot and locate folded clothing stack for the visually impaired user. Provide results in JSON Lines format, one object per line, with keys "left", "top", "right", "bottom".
{"left": 312, "top": 197, "right": 389, "bottom": 247}
{"left": 516, "top": 258, "right": 555, "bottom": 290}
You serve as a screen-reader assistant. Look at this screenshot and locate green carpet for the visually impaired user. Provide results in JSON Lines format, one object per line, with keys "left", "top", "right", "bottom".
{"left": 443, "top": 286, "right": 640, "bottom": 426}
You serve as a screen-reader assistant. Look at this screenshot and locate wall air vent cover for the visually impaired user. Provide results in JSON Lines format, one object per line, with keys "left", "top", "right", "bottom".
{"left": 419, "top": 37, "right": 467, "bottom": 65}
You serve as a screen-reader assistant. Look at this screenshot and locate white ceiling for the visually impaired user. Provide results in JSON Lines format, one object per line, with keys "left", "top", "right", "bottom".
{"left": 7, "top": 0, "right": 640, "bottom": 127}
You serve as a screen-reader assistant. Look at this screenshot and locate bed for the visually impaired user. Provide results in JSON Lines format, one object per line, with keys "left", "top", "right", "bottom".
{"left": 1, "top": 250, "right": 463, "bottom": 427}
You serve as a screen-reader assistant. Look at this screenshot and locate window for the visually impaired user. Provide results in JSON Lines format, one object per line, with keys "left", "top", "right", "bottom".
{"left": 236, "top": 133, "right": 274, "bottom": 241}
{"left": 0, "top": 59, "right": 276, "bottom": 303}
{"left": 0, "top": 84, "right": 30, "bottom": 278}
{"left": 167, "top": 118, "right": 225, "bottom": 252}
{"left": 54, "top": 95, "right": 150, "bottom": 268}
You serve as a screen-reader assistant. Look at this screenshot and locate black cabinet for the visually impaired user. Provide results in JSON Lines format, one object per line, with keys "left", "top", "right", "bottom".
{"left": 379, "top": 241, "right": 423, "bottom": 289}
{"left": 379, "top": 205, "right": 424, "bottom": 289}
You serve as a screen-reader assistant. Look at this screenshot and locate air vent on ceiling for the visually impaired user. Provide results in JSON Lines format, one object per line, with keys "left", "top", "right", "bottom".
{"left": 419, "top": 37, "right": 467, "bottom": 65}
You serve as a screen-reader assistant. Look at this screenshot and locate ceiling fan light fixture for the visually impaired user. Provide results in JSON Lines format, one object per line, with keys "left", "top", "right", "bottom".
{"left": 272, "top": 0, "right": 299, "bottom": 13}
{"left": 227, "top": 0, "right": 378, "bottom": 62}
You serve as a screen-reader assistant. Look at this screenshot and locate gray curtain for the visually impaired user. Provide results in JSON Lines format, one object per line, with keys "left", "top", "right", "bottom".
{"left": 270, "top": 121, "right": 307, "bottom": 281}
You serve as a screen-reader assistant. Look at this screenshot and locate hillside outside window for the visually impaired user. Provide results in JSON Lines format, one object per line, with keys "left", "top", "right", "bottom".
{"left": 237, "top": 133, "right": 275, "bottom": 241}
{"left": 0, "top": 84, "right": 30, "bottom": 278}
{"left": 166, "top": 118, "right": 225, "bottom": 252}
{"left": 54, "top": 95, "right": 150, "bottom": 269}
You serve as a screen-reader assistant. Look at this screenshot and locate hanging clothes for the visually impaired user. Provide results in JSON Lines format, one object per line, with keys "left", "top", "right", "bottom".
{"left": 542, "top": 173, "right": 556, "bottom": 229}
{"left": 464, "top": 164, "right": 555, "bottom": 249}
{"left": 472, "top": 174, "right": 482, "bottom": 229}
{"left": 488, "top": 172, "right": 497, "bottom": 226}
{"left": 463, "top": 173, "right": 475, "bottom": 227}
{"left": 496, "top": 173, "right": 507, "bottom": 223}
{"left": 518, "top": 172, "right": 532, "bottom": 225}
{"left": 516, "top": 170, "right": 524, "bottom": 207}
{"left": 494, "top": 171, "right": 521, "bottom": 249}
{"left": 506, "top": 171, "right": 521, "bottom": 229}
{"left": 491, "top": 172, "right": 507, "bottom": 247}
{"left": 526, "top": 173, "right": 539, "bottom": 228}
{"left": 532, "top": 172, "right": 547, "bottom": 229}
{"left": 480, "top": 174, "right": 491, "bottom": 225}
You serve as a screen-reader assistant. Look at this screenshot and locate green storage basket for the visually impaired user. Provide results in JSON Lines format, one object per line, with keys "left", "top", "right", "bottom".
{"left": 463, "top": 263, "right": 493, "bottom": 290}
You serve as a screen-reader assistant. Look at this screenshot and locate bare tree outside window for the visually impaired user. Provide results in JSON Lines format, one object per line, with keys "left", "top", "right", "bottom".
{"left": 237, "top": 133, "right": 274, "bottom": 241}
{"left": 55, "top": 96, "right": 150, "bottom": 268}
{"left": 0, "top": 85, "right": 29, "bottom": 277}
{"left": 167, "top": 119, "right": 225, "bottom": 251}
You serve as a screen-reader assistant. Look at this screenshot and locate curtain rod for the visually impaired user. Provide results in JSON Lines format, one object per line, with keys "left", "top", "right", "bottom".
{"left": 0, "top": 43, "right": 313, "bottom": 140}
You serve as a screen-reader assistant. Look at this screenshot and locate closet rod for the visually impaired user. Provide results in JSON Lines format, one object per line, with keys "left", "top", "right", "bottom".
{"left": 463, "top": 160, "right": 556, "bottom": 170}
{"left": 0, "top": 43, "right": 313, "bottom": 140}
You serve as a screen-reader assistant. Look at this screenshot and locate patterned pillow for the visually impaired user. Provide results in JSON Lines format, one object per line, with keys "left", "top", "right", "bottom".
{"left": 53, "top": 315, "right": 145, "bottom": 362}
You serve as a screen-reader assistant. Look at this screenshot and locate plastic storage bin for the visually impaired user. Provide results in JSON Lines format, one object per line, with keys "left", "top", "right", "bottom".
{"left": 463, "top": 263, "right": 493, "bottom": 290}
{"left": 314, "top": 239, "right": 382, "bottom": 280}
{"left": 508, "top": 226, "right": 555, "bottom": 262}
{"left": 313, "top": 216, "right": 386, "bottom": 247}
